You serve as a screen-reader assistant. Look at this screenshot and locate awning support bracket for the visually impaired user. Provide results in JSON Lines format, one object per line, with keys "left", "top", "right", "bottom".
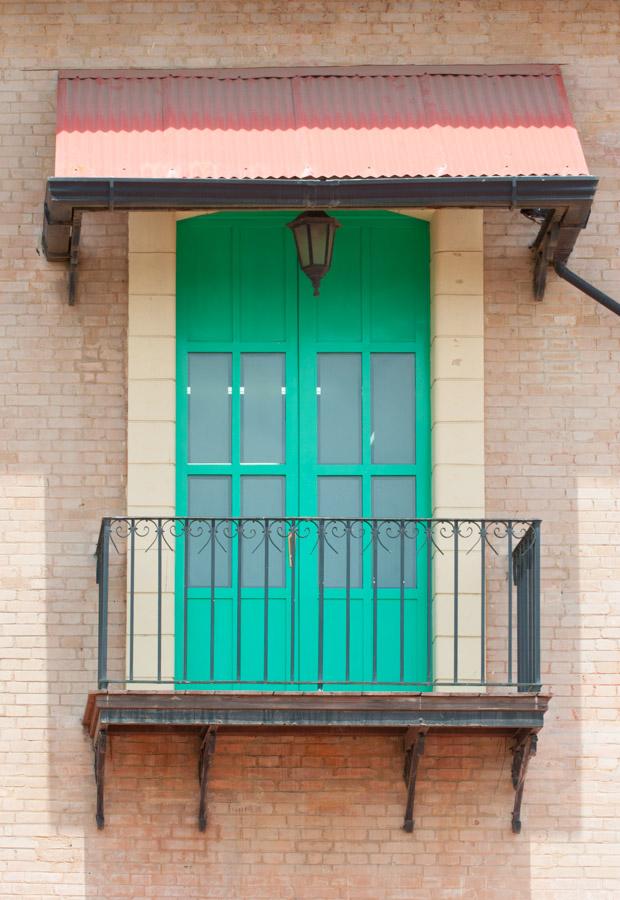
{"left": 511, "top": 729, "right": 538, "bottom": 834}
{"left": 68, "top": 210, "right": 82, "bottom": 306}
{"left": 402, "top": 727, "right": 427, "bottom": 833}
{"left": 198, "top": 725, "right": 217, "bottom": 831}
{"left": 525, "top": 203, "right": 619, "bottom": 315}
{"left": 525, "top": 208, "right": 561, "bottom": 301}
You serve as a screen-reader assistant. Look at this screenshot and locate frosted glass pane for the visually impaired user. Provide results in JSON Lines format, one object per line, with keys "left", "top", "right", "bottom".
{"left": 241, "top": 476, "right": 285, "bottom": 588}
{"left": 241, "top": 354, "right": 285, "bottom": 464}
{"left": 372, "top": 477, "right": 416, "bottom": 589}
{"left": 317, "top": 354, "right": 361, "bottom": 464}
{"left": 188, "top": 476, "right": 231, "bottom": 588}
{"left": 188, "top": 354, "right": 231, "bottom": 464}
{"left": 318, "top": 476, "right": 362, "bottom": 588}
{"left": 371, "top": 353, "right": 415, "bottom": 464}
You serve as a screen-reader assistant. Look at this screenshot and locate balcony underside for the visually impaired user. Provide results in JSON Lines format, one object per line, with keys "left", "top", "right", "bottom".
{"left": 84, "top": 690, "right": 549, "bottom": 835}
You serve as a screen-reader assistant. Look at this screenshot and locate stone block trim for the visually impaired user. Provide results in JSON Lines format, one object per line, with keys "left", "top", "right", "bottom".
{"left": 430, "top": 210, "right": 485, "bottom": 685}
{"left": 127, "top": 211, "right": 177, "bottom": 518}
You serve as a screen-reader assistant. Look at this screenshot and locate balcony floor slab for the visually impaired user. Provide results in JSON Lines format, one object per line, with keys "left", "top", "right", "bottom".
{"left": 84, "top": 690, "right": 550, "bottom": 739}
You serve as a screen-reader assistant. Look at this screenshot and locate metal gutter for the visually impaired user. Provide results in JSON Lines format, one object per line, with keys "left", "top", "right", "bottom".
{"left": 44, "top": 174, "right": 597, "bottom": 221}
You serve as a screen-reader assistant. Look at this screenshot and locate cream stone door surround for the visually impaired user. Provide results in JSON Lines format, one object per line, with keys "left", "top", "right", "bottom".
{"left": 126, "top": 208, "right": 484, "bottom": 686}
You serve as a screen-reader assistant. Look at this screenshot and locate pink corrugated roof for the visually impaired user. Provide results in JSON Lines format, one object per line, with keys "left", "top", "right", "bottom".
{"left": 54, "top": 65, "right": 589, "bottom": 179}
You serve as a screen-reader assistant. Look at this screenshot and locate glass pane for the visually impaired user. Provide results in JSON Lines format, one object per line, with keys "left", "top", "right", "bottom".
{"left": 371, "top": 353, "right": 415, "bottom": 464}
{"left": 241, "top": 354, "right": 285, "bottom": 464}
{"left": 188, "top": 353, "right": 231, "bottom": 464}
{"left": 296, "top": 224, "right": 310, "bottom": 268}
{"left": 309, "top": 221, "right": 328, "bottom": 264}
{"left": 241, "top": 476, "right": 285, "bottom": 588}
{"left": 317, "top": 354, "right": 361, "bottom": 464}
{"left": 372, "top": 476, "right": 416, "bottom": 589}
{"left": 188, "top": 476, "right": 231, "bottom": 588}
{"left": 318, "top": 477, "right": 362, "bottom": 588}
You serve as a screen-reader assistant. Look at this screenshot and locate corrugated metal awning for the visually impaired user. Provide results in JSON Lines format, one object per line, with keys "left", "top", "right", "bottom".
{"left": 45, "top": 64, "right": 613, "bottom": 312}
{"left": 54, "top": 65, "right": 589, "bottom": 180}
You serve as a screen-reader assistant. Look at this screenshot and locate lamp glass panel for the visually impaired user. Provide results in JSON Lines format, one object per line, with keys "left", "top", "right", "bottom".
{"left": 295, "top": 224, "right": 311, "bottom": 268}
{"left": 309, "top": 222, "right": 328, "bottom": 265}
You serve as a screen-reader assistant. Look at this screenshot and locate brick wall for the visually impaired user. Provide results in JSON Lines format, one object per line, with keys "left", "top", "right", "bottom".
{"left": 0, "top": 2, "right": 619, "bottom": 897}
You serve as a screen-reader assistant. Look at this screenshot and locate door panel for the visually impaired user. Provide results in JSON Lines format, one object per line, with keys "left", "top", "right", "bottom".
{"left": 176, "top": 213, "right": 298, "bottom": 687}
{"left": 298, "top": 214, "right": 430, "bottom": 689}
{"left": 176, "top": 211, "right": 430, "bottom": 689}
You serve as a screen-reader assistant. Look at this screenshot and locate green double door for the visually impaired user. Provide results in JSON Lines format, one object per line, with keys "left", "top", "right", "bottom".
{"left": 176, "top": 211, "right": 430, "bottom": 689}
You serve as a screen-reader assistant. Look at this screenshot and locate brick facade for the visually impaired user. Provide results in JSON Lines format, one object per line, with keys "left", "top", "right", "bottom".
{"left": 1, "top": 2, "right": 619, "bottom": 897}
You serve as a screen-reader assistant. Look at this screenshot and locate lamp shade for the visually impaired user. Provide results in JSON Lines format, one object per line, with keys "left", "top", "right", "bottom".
{"left": 287, "top": 211, "right": 340, "bottom": 296}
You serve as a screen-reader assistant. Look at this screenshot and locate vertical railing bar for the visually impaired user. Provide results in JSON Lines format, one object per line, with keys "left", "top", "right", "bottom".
{"left": 527, "top": 532, "right": 535, "bottom": 690}
{"left": 534, "top": 522, "right": 541, "bottom": 689}
{"left": 345, "top": 521, "right": 351, "bottom": 683}
{"left": 507, "top": 525, "right": 513, "bottom": 686}
{"left": 516, "top": 541, "right": 523, "bottom": 689}
{"left": 182, "top": 520, "right": 189, "bottom": 683}
{"left": 372, "top": 522, "right": 378, "bottom": 683}
{"left": 96, "top": 537, "right": 102, "bottom": 683}
{"left": 534, "top": 522, "right": 542, "bottom": 688}
{"left": 210, "top": 518, "right": 216, "bottom": 682}
{"left": 399, "top": 520, "right": 405, "bottom": 684}
{"left": 237, "top": 520, "right": 243, "bottom": 683}
{"left": 289, "top": 523, "right": 296, "bottom": 684}
{"left": 263, "top": 518, "right": 270, "bottom": 683}
{"left": 453, "top": 522, "right": 459, "bottom": 685}
{"left": 480, "top": 522, "right": 486, "bottom": 685}
{"left": 317, "top": 520, "right": 325, "bottom": 688}
{"left": 98, "top": 519, "right": 110, "bottom": 690}
{"left": 156, "top": 518, "right": 163, "bottom": 683}
{"left": 525, "top": 537, "right": 532, "bottom": 689}
{"left": 128, "top": 522, "right": 135, "bottom": 683}
{"left": 426, "top": 522, "right": 432, "bottom": 687}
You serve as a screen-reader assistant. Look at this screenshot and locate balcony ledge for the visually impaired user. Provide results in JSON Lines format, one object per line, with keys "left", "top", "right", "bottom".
{"left": 83, "top": 689, "right": 549, "bottom": 835}
{"left": 84, "top": 688, "right": 549, "bottom": 736}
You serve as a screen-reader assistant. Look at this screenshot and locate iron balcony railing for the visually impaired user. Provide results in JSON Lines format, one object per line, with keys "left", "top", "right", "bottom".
{"left": 95, "top": 517, "right": 541, "bottom": 693}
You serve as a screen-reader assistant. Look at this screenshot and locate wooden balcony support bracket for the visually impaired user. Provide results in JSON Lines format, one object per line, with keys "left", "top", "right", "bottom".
{"left": 198, "top": 726, "right": 218, "bottom": 831}
{"left": 402, "top": 727, "right": 427, "bottom": 833}
{"left": 511, "top": 729, "right": 538, "bottom": 834}
{"left": 93, "top": 726, "right": 108, "bottom": 830}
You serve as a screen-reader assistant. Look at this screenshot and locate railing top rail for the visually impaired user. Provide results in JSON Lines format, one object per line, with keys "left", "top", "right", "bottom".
{"left": 99, "top": 515, "right": 542, "bottom": 525}
{"left": 94, "top": 512, "right": 541, "bottom": 692}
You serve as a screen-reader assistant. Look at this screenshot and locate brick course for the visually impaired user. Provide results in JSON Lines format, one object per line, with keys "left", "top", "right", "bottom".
{"left": 1, "top": 2, "right": 619, "bottom": 897}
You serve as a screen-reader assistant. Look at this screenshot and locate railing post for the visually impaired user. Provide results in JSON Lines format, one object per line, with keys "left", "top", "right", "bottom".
{"left": 317, "top": 519, "right": 325, "bottom": 688}
{"left": 97, "top": 518, "right": 111, "bottom": 690}
{"left": 533, "top": 521, "right": 542, "bottom": 691}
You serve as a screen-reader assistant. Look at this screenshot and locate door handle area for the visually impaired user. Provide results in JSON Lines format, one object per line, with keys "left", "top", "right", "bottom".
{"left": 287, "top": 530, "right": 296, "bottom": 567}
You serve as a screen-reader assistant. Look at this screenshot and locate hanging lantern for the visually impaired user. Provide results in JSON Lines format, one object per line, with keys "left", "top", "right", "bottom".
{"left": 287, "top": 211, "right": 341, "bottom": 296}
